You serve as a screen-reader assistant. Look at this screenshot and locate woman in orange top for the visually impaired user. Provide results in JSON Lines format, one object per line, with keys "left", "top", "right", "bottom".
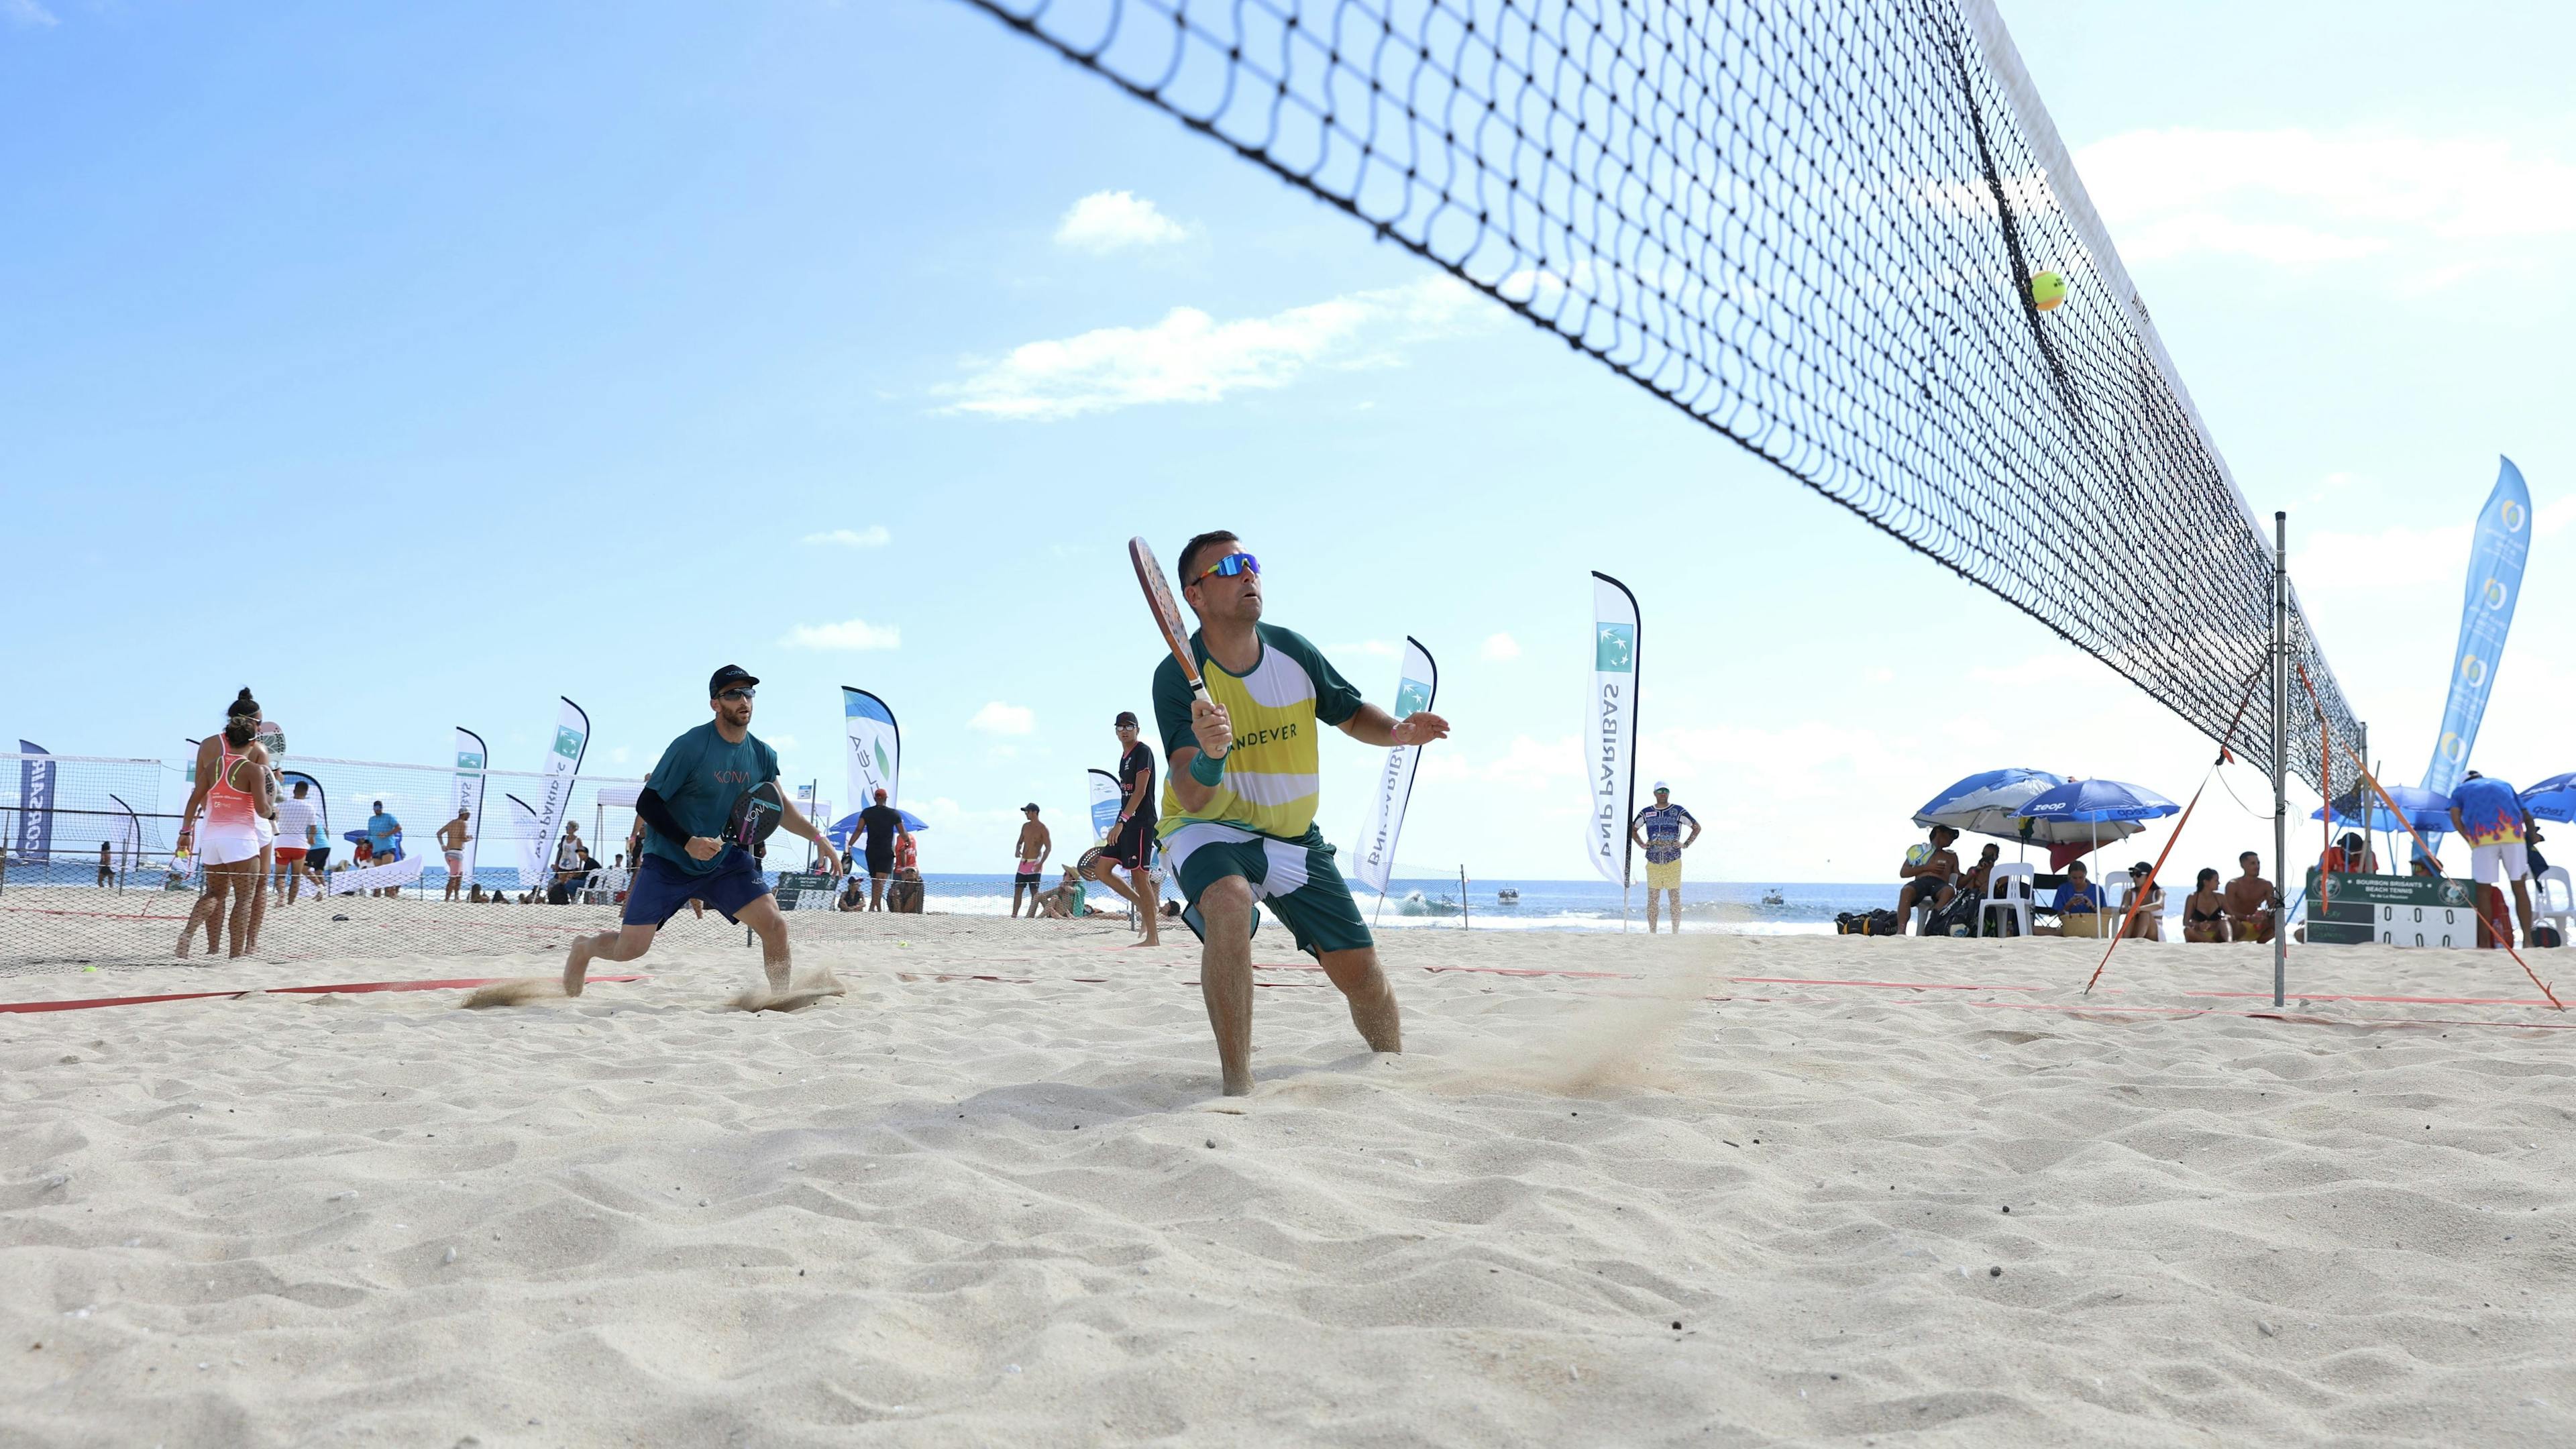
{"left": 174, "top": 690, "right": 275, "bottom": 959}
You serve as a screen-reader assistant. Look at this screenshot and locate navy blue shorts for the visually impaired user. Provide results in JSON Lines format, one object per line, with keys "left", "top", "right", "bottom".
{"left": 623, "top": 847, "right": 770, "bottom": 928}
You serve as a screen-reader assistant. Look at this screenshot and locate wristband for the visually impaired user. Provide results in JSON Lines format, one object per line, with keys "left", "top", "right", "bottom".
{"left": 1188, "top": 751, "right": 1227, "bottom": 788}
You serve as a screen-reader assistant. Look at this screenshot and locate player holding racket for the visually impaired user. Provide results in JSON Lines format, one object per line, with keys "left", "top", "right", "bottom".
{"left": 557, "top": 665, "right": 842, "bottom": 998}
{"left": 1142, "top": 531, "right": 1450, "bottom": 1095}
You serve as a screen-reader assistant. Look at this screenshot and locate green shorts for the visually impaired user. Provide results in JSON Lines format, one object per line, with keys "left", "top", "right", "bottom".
{"left": 1165, "top": 822, "right": 1373, "bottom": 958}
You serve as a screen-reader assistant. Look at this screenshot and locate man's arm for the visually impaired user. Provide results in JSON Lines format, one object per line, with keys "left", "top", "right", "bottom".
{"left": 2450, "top": 807, "right": 2466, "bottom": 837}
{"left": 1036, "top": 824, "right": 1052, "bottom": 867}
{"left": 1681, "top": 811, "right": 1702, "bottom": 848}
{"left": 1122, "top": 768, "right": 1151, "bottom": 818}
{"left": 1336, "top": 703, "right": 1451, "bottom": 749}
{"left": 778, "top": 798, "right": 843, "bottom": 873}
{"left": 1629, "top": 818, "right": 1650, "bottom": 849}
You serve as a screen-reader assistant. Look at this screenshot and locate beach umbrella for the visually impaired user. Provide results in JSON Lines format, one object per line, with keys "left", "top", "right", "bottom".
{"left": 2015, "top": 777, "right": 2176, "bottom": 874}
{"left": 1913, "top": 767, "right": 2070, "bottom": 841}
{"left": 2521, "top": 773, "right": 2576, "bottom": 824}
{"left": 2314, "top": 784, "right": 2451, "bottom": 834}
{"left": 826, "top": 808, "right": 930, "bottom": 849}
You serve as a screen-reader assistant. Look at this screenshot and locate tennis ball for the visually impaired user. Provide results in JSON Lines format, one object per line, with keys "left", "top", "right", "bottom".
{"left": 2030, "top": 270, "right": 2068, "bottom": 311}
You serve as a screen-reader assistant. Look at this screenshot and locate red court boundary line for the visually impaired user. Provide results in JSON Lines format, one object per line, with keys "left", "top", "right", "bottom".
{"left": 2183, "top": 988, "right": 2560, "bottom": 1008}
{"left": 0, "top": 975, "right": 645, "bottom": 1014}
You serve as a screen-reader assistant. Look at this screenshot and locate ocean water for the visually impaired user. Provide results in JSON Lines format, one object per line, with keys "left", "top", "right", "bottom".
{"left": 11, "top": 857, "right": 1898, "bottom": 936}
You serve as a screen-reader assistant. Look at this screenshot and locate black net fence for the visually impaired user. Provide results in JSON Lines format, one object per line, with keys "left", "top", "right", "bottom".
{"left": 953, "top": 0, "right": 2361, "bottom": 783}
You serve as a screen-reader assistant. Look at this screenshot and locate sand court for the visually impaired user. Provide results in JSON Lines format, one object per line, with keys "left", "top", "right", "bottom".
{"left": 4, "top": 918, "right": 2572, "bottom": 1446}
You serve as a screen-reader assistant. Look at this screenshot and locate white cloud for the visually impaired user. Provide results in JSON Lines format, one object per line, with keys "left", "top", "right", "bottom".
{"left": 801, "top": 526, "right": 890, "bottom": 548}
{"left": 607, "top": 746, "right": 632, "bottom": 766}
{"left": 1055, "top": 190, "right": 1191, "bottom": 252}
{"left": 2541, "top": 496, "right": 2576, "bottom": 538}
{"left": 3, "top": 0, "right": 58, "bottom": 28}
{"left": 1479, "top": 632, "right": 1522, "bottom": 662}
{"left": 969, "top": 702, "right": 1035, "bottom": 736}
{"left": 937, "top": 276, "right": 1487, "bottom": 421}
{"left": 779, "top": 618, "right": 902, "bottom": 651}
{"left": 2074, "top": 128, "right": 2576, "bottom": 278}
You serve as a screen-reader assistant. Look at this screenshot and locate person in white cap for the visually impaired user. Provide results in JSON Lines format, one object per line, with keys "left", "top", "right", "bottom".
{"left": 1629, "top": 782, "right": 1701, "bottom": 932}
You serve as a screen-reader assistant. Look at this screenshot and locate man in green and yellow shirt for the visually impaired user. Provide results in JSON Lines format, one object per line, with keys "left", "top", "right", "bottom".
{"left": 1153, "top": 529, "right": 1452, "bottom": 1096}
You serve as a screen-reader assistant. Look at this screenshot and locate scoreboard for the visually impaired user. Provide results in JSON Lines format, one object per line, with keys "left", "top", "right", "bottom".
{"left": 2304, "top": 868, "right": 2481, "bottom": 947}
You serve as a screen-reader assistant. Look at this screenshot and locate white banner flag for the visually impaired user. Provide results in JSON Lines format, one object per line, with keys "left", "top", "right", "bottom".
{"left": 844, "top": 688, "right": 901, "bottom": 809}
{"left": 453, "top": 727, "right": 490, "bottom": 886}
{"left": 1088, "top": 769, "right": 1122, "bottom": 844}
{"left": 1354, "top": 636, "right": 1438, "bottom": 894}
{"left": 530, "top": 697, "right": 589, "bottom": 874}
{"left": 1585, "top": 572, "right": 1641, "bottom": 887}
{"left": 505, "top": 794, "right": 545, "bottom": 888}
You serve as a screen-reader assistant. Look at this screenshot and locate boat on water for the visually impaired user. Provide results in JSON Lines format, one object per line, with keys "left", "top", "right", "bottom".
{"left": 1495, "top": 887, "right": 1520, "bottom": 906}
{"left": 1760, "top": 889, "right": 1786, "bottom": 906}
{"left": 1399, "top": 890, "right": 1461, "bottom": 916}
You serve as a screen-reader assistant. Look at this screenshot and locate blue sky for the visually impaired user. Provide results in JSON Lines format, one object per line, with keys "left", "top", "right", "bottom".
{"left": 6, "top": 1, "right": 2571, "bottom": 883}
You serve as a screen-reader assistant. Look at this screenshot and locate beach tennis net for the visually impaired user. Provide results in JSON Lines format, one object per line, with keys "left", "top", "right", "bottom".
{"left": 951, "top": 0, "right": 2361, "bottom": 786}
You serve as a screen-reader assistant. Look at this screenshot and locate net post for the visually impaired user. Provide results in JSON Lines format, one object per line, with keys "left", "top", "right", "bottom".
{"left": 2273, "top": 511, "right": 2290, "bottom": 1008}
{"left": 1459, "top": 865, "right": 1470, "bottom": 932}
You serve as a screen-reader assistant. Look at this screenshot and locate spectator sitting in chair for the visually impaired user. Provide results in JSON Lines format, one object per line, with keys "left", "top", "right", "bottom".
{"left": 1960, "top": 842, "right": 2001, "bottom": 900}
{"left": 1895, "top": 824, "right": 1962, "bottom": 932}
{"left": 888, "top": 866, "right": 925, "bottom": 914}
{"left": 2118, "top": 861, "right": 2165, "bottom": 940}
{"left": 2321, "top": 832, "right": 2375, "bottom": 876}
{"left": 2034, "top": 861, "right": 2102, "bottom": 936}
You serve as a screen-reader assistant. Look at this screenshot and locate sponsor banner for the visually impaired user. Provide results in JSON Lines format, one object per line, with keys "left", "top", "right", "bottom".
{"left": 1585, "top": 573, "right": 1642, "bottom": 887}
{"left": 1354, "top": 637, "right": 1438, "bottom": 894}
{"left": 454, "top": 727, "right": 490, "bottom": 885}
{"left": 505, "top": 794, "right": 546, "bottom": 885}
{"left": 844, "top": 688, "right": 901, "bottom": 810}
{"left": 530, "top": 698, "right": 590, "bottom": 873}
{"left": 15, "top": 741, "right": 54, "bottom": 864}
{"left": 2422, "top": 456, "right": 2532, "bottom": 802}
{"left": 1089, "top": 769, "right": 1122, "bottom": 844}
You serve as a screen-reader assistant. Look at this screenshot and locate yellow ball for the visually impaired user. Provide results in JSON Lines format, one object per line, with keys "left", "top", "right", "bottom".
{"left": 2030, "top": 270, "right": 2068, "bottom": 311}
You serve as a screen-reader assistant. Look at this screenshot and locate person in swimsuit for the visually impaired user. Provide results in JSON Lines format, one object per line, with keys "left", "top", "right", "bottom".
{"left": 1012, "top": 804, "right": 1052, "bottom": 917}
{"left": 2223, "top": 851, "right": 2277, "bottom": 943}
{"left": 1091, "top": 710, "right": 1163, "bottom": 945}
{"left": 2182, "top": 867, "right": 2228, "bottom": 943}
{"left": 175, "top": 689, "right": 276, "bottom": 959}
{"left": 439, "top": 808, "right": 474, "bottom": 901}
{"left": 2118, "top": 861, "right": 2165, "bottom": 940}
{"left": 97, "top": 841, "right": 113, "bottom": 888}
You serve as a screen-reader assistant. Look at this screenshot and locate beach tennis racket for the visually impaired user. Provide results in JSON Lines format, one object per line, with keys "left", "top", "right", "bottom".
{"left": 1076, "top": 844, "right": 1108, "bottom": 881}
{"left": 725, "top": 781, "right": 787, "bottom": 851}
{"left": 1129, "top": 537, "right": 1211, "bottom": 709}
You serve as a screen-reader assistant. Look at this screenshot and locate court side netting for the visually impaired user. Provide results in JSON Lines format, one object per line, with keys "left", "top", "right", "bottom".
{"left": 951, "top": 0, "right": 2361, "bottom": 785}
{"left": 0, "top": 752, "right": 839, "bottom": 974}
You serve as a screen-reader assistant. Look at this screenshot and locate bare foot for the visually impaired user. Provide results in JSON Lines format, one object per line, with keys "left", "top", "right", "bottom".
{"left": 561, "top": 938, "right": 596, "bottom": 997}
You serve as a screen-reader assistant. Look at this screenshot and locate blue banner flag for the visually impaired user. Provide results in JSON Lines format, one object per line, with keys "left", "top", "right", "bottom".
{"left": 2420, "top": 458, "right": 2532, "bottom": 800}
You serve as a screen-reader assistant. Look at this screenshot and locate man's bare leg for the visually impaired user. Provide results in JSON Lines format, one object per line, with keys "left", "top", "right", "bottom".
{"left": 1314, "top": 944, "right": 1403, "bottom": 1055}
{"left": 735, "top": 894, "right": 805, "bottom": 993}
{"left": 562, "top": 922, "right": 658, "bottom": 996}
{"left": 1644, "top": 890, "right": 1660, "bottom": 932}
{"left": 869, "top": 872, "right": 887, "bottom": 910}
{"left": 1128, "top": 865, "right": 1160, "bottom": 945}
{"left": 1196, "top": 876, "right": 1258, "bottom": 1095}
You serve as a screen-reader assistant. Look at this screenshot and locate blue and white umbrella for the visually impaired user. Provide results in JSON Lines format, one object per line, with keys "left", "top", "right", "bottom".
{"left": 2521, "top": 773, "right": 2576, "bottom": 824}
{"left": 826, "top": 808, "right": 929, "bottom": 850}
{"left": 2315, "top": 784, "right": 2451, "bottom": 834}
{"left": 1913, "top": 767, "right": 2070, "bottom": 842}
{"left": 2019, "top": 777, "right": 2180, "bottom": 824}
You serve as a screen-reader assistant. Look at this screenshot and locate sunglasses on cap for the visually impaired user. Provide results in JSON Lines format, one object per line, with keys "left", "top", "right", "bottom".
{"left": 718, "top": 687, "right": 756, "bottom": 702}
{"left": 1192, "top": 552, "right": 1260, "bottom": 583}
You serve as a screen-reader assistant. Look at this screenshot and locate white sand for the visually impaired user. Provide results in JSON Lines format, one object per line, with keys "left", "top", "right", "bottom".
{"left": 3, "top": 916, "right": 2572, "bottom": 1446}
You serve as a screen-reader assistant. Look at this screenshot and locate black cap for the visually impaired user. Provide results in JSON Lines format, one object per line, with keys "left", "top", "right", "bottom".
{"left": 1022, "top": 802, "right": 1040, "bottom": 812}
{"left": 709, "top": 665, "right": 759, "bottom": 696}
{"left": 1114, "top": 710, "right": 1138, "bottom": 727}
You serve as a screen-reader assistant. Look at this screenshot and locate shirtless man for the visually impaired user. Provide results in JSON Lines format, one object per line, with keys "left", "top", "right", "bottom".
{"left": 1011, "top": 804, "right": 1052, "bottom": 917}
{"left": 1895, "top": 824, "right": 1962, "bottom": 931}
{"left": 2223, "top": 851, "right": 2277, "bottom": 943}
{"left": 438, "top": 808, "right": 474, "bottom": 901}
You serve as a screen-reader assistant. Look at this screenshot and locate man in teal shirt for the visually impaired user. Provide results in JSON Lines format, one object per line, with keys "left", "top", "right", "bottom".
{"left": 558, "top": 665, "right": 842, "bottom": 1000}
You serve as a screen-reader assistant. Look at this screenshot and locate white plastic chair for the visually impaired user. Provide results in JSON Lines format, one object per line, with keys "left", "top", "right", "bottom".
{"left": 2538, "top": 866, "right": 2576, "bottom": 945}
{"left": 1980, "top": 862, "right": 2034, "bottom": 937}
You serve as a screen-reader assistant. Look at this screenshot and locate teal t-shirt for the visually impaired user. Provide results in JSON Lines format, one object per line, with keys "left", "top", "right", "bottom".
{"left": 641, "top": 722, "right": 780, "bottom": 877}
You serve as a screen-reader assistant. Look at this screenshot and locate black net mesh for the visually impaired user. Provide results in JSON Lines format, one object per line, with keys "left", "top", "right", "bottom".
{"left": 953, "top": 0, "right": 2359, "bottom": 784}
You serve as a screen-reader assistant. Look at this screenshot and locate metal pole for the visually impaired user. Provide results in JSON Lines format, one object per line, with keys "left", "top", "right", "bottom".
{"left": 2273, "top": 511, "right": 2290, "bottom": 1008}
{"left": 2357, "top": 723, "right": 2371, "bottom": 873}
{"left": 1459, "top": 865, "right": 1470, "bottom": 932}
